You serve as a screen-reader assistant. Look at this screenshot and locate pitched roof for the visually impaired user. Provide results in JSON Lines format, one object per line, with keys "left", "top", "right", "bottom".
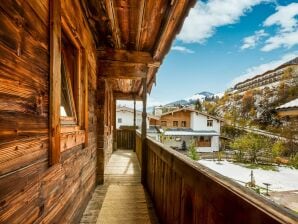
{"left": 159, "top": 107, "right": 224, "bottom": 121}
{"left": 116, "top": 106, "right": 159, "bottom": 119}
{"left": 164, "top": 129, "right": 219, "bottom": 136}
{"left": 276, "top": 98, "right": 298, "bottom": 110}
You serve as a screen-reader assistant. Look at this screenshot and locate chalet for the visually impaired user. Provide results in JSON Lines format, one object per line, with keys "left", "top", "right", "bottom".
{"left": 0, "top": 1, "right": 296, "bottom": 224}
{"left": 276, "top": 98, "right": 298, "bottom": 119}
{"left": 149, "top": 108, "right": 223, "bottom": 152}
{"left": 276, "top": 98, "right": 298, "bottom": 138}
{"left": 116, "top": 106, "right": 159, "bottom": 129}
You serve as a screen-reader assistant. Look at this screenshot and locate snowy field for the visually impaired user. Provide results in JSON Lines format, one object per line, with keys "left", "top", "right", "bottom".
{"left": 198, "top": 160, "right": 298, "bottom": 192}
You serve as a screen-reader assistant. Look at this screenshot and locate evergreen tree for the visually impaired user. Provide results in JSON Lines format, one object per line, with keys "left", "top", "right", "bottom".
{"left": 195, "top": 99, "right": 202, "bottom": 111}
{"left": 181, "top": 140, "right": 187, "bottom": 151}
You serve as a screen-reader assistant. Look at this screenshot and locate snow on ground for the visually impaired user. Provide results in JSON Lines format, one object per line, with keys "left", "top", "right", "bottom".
{"left": 198, "top": 160, "right": 298, "bottom": 192}
{"left": 214, "top": 92, "right": 224, "bottom": 98}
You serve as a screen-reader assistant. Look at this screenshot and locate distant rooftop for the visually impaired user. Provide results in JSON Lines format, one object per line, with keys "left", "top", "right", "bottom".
{"left": 276, "top": 98, "right": 298, "bottom": 110}
{"left": 164, "top": 129, "right": 219, "bottom": 136}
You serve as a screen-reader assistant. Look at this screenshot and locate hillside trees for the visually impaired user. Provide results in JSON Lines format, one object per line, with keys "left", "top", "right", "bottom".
{"left": 195, "top": 99, "right": 202, "bottom": 111}
{"left": 241, "top": 90, "right": 255, "bottom": 117}
{"left": 230, "top": 133, "right": 272, "bottom": 163}
{"left": 203, "top": 101, "right": 216, "bottom": 115}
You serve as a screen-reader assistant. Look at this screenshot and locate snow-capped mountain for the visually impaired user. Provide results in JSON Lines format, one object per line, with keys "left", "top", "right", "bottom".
{"left": 186, "top": 91, "right": 215, "bottom": 102}
{"left": 165, "top": 99, "right": 189, "bottom": 107}
{"left": 154, "top": 91, "right": 223, "bottom": 110}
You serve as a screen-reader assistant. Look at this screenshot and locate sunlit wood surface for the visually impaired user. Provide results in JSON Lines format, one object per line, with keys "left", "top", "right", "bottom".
{"left": 80, "top": 150, "right": 158, "bottom": 224}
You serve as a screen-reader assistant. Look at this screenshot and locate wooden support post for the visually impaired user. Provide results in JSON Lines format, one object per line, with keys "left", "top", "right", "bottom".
{"left": 141, "top": 77, "right": 147, "bottom": 185}
{"left": 49, "top": 0, "right": 61, "bottom": 165}
{"left": 133, "top": 95, "right": 136, "bottom": 151}
{"left": 113, "top": 98, "right": 117, "bottom": 151}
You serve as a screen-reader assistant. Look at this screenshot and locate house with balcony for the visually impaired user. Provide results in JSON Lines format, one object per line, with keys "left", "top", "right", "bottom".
{"left": 0, "top": 1, "right": 297, "bottom": 224}
{"left": 234, "top": 57, "right": 298, "bottom": 93}
{"left": 149, "top": 108, "right": 223, "bottom": 152}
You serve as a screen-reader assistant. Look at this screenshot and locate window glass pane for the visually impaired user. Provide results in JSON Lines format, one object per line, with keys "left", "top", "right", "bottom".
{"left": 60, "top": 56, "right": 74, "bottom": 117}
{"left": 60, "top": 31, "right": 77, "bottom": 120}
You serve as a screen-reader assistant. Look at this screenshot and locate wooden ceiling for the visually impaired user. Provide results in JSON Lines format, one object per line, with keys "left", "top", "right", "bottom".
{"left": 81, "top": 0, "right": 195, "bottom": 99}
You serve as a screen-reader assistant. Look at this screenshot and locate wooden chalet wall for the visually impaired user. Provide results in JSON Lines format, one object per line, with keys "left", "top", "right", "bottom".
{"left": 160, "top": 111, "right": 191, "bottom": 128}
{"left": 0, "top": 0, "right": 113, "bottom": 223}
{"left": 96, "top": 79, "right": 114, "bottom": 184}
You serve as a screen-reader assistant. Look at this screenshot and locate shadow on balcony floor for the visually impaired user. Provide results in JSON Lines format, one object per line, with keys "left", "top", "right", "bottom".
{"left": 80, "top": 150, "right": 159, "bottom": 224}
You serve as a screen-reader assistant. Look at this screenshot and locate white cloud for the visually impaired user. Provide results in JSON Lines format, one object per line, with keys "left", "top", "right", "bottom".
{"left": 261, "top": 3, "right": 298, "bottom": 51}
{"left": 230, "top": 52, "right": 298, "bottom": 86}
{"left": 171, "top": 45, "right": 195, "bottom": 54}
{"left": 241, "top": 30, "right": 268, "bottom": 50}
{"left": 264, "top": 3, "right": 298, "bottom": 32}
{"left": 262, "top": 31, "right": 298, "bottom": 51}
{"left": 177, "top": 0, "right": 267, "bottom": 43}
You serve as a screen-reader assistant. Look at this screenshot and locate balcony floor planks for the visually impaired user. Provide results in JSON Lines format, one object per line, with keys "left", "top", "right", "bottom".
{"left": 80, "top": 150, "right": 159, "bottom": 224}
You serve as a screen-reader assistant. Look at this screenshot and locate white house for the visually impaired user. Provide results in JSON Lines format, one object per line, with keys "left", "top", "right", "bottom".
{"left": 116, "top": 106, "right": 158, "bottom": 129}
{"left": 149, "top": 108, "right": 223, "bottom": 152}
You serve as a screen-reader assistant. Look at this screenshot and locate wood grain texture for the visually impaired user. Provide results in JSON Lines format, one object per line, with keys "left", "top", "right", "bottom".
{"left": 80, "top": 150, "right": 159, "bottom": 224}
{"left": 0, "top": 0, "right": 99, "bottom": 223}
{"left": 49, "top": 0, "right": 61, "bottom": 165}
{"left": 135, "top": 134, "right": 298, "bottom": 224}
{"left": 82, "top": 0, "right": 195, "bottom": 96}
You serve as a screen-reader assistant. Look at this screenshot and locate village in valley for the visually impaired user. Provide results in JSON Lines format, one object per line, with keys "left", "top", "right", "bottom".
{"left": 116, "top": 57, "right": 298, "bottom": 212}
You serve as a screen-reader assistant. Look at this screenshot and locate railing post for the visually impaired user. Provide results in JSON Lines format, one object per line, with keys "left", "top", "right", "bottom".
{"left": 112, "top": 97, "right": 117, "bottom": 151}
{"left": 141, "top": 77, "right": 147, "bottom": 185}
{"left": 133, "top": 94, "right": 136, "bottom": 151}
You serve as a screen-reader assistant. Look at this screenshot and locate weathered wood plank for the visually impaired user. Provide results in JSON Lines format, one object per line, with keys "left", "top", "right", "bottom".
{"left": 104, "top": 0, "right": 122, "bottom": 48}
{"left": 97, "top": 49, "right": 154, "bottom": 64}
{"left": 139, "top": 135, "right": 298, "bottom": 224}
{"left": 0, "top": 1, "right": 99, "bottom": 224}
{"left": 49, "top": 0, "right": 61, "bottom": 165}
{"left": 98, "top": 60, "right": 148, "bottom": 79}
{"left": 0, "top": 136, "right": 48, "bottom": 175}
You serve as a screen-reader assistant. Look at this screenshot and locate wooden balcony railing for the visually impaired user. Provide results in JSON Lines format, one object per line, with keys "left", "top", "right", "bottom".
{"left": 136, "top": 132, "right": 297, "bottom": 224}
{"left": 116, "top": 129, "right": 135, "bottom": 149}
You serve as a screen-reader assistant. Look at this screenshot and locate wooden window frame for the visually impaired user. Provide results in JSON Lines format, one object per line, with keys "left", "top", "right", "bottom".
{"left": 181, "top": 121, "right": 186, "bottom": 127}
{"left": 197, "top": 136, "right": 211, "bottom": 147}
{"left": 173, "top": 121, "right": 178, "bottom": 127}
{"left": 207, "top": 120, "right": 213, "bottom": 127}
{"left": 49, "top": 1, "right": 88, "bottom": 165}
{"left": 161, "top": 121, "right": 167, "bottom": 127}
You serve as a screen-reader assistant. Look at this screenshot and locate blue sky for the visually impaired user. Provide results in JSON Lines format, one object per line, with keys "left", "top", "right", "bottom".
{"left": 146, "top": 0, "right": 298, "bottom": 106}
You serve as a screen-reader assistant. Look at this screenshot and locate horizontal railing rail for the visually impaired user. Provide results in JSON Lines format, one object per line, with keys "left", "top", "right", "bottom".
{"left": 136, "top": 132, "right": 297, "bottom": 224}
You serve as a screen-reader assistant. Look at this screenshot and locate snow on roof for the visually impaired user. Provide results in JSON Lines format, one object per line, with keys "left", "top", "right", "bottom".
{"left": 117, "top": 106, "right": 159, "bottom": 119}
{"left": 276, "top": 98, "right": 298, "bottom": 110}
{"left": 164, "top": 130, "right": 219, "bottom": 136}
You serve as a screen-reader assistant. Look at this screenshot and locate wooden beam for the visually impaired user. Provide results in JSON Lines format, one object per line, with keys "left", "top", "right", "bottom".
{"left": 113, "top": 92, "right": 142, "bottom": 101}
{"left": 153, "top": 0, "right": 196, "bottom": 61}
{"left": 82, "top": 49, "right": 88, "bottom": 147}
{"left": 136, "top": 0, "right": 146, "bottom": 50}
{"left": 104, "top": 0, "right": 121, "bottom": 48}
{"left": 141, "top": 77, "right": 147, "bottom": 185}
{"left": 97, "top": 49, "right": 155, "bottom": 64}
{"left": 49, "top": 0, "right": 61, "bottom": 165}
{"left": 98, "top": 61, "right": 148, "bottom": 79}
